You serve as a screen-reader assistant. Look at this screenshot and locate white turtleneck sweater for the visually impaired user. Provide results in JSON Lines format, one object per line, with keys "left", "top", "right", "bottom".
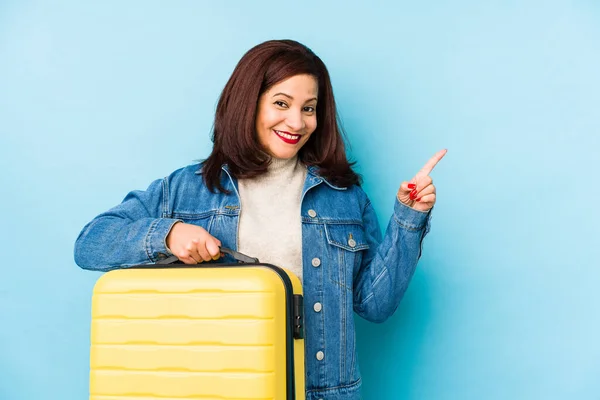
{"left": 237, "top": 156, "right": 307, "bottom": 282}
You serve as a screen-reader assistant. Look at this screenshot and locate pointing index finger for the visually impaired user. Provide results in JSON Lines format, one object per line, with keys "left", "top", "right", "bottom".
{"left": 417, "top": 149, "right": 447, "bottom": 177}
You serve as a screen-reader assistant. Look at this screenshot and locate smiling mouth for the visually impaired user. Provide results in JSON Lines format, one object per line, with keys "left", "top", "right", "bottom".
{"left": 274, "top": 130, "right": 301, "bottom": 144}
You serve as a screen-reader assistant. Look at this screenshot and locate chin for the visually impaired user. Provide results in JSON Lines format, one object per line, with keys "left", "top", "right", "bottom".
{"left": 272, "top": 151, "right": 298, "bottom": 160}
{"left": 268, "top": 145, "right": 300, "bottom": 160}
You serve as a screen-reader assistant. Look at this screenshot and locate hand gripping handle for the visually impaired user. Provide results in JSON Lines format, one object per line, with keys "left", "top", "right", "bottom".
{"left": 155, "top": 247, "right": 259, "bottom": 265}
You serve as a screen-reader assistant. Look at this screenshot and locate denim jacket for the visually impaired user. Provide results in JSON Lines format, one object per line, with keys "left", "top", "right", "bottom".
{"left": 75, "top": 163, "right": 432, "bottom": 400}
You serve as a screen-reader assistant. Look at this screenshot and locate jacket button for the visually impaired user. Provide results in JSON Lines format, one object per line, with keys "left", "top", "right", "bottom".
{"left": 308, "top": 209, "right": 317, "bottom": 218}
{"left": 316, "top": 351, "right": 324, "bottom": 361}
{"left": 311, "top": 257, "right": 321, "bottom": 267}
{"left": 348, "top": 238, "right": 356, "bottom": 248}
{"left": 313, "top": 302, "right": 322, "bottom": 312}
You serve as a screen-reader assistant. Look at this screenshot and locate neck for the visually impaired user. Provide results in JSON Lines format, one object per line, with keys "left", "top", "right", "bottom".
{"left": 268, "top": 155, "right": 298, "bottom": 173}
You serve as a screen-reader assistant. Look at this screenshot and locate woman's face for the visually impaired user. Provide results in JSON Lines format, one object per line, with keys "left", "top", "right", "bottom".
{"left": 255, "top": 74, "right": 318, "bottom": 159}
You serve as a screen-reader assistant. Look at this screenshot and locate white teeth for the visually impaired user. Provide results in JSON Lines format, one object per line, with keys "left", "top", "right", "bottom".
{"left": 276, "top": 130, "right": 300, "bottom": 140}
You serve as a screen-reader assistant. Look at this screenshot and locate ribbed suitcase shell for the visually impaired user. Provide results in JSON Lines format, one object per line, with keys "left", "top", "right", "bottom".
{"left": 89, "top": 264, "right": 305, "bottom": 400}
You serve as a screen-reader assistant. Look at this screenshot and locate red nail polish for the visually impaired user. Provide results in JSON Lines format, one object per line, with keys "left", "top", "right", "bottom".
{"left": 410, "top": 189, "right": 417, "bottom": 200}
{"left": 416, "top": 197, "right": 422, "bottom": 202}
{"left": 408, "top": 183, "right": 416, "bottom": 189}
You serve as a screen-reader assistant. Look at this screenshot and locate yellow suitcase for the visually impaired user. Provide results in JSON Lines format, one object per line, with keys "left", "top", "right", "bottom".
{"left": 89, "top": 248, "right": 305, "bottom": 400}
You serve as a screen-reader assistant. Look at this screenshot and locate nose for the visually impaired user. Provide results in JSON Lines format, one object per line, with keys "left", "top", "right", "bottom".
{"left": 285, "top": 110, "right": 305, "bottom": 132}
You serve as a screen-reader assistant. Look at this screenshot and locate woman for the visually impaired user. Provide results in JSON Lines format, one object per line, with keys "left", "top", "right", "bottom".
{"left": 75, "top": 39, "right": 446, "bottom": 400}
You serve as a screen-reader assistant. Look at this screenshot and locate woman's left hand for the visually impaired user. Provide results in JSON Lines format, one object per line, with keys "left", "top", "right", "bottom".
{"left": 397, "top": 149, "right": 447, "bottom": 212}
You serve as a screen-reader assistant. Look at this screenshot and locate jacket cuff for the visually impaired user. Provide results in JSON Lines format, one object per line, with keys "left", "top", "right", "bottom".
{"left": 393, "top": 199, "right": 432, "bottom": 231}
{"left": 145, "top": 218, "right": 182, "bottom": 261}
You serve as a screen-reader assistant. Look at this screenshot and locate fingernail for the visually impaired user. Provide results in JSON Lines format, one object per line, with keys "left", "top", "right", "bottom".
{"left": 416, "top": 197, "right": 422, "bottom": 202}
{"left": 408, "top": 183, "right": 416, "bottom": 189}
{"left": 410, "top": 190, "right": 417, "bottom": 200}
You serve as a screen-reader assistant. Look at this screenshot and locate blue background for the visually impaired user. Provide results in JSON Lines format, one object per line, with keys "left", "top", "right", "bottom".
{"left": 1, "top": 1, "right": 599, "bottom": 399}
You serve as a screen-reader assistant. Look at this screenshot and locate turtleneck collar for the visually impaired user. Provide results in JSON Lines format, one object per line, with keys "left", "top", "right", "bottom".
{"left": 267, "top": 155, "right": 300, "bottom": 175}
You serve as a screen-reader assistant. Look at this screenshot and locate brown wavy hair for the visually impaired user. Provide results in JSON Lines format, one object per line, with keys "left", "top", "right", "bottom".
{"left": 201, "top": 39, "right": 361, "bottom": 193}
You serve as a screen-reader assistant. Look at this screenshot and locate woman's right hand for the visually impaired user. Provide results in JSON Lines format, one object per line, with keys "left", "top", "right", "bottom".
{"left": 166, "top": 222, "right": 222, "bottom": 264}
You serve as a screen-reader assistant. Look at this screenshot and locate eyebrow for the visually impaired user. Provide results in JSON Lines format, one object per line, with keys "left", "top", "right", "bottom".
{"left": 272, "top": 92, "right": 318, "bottom": 103}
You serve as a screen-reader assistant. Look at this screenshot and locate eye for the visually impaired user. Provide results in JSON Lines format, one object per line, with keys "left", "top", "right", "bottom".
{"left": 274, "top": 100, "right": 288, "bottom": 108}
{"left": 303, "top": 106, "right": 316, "bottom": 113}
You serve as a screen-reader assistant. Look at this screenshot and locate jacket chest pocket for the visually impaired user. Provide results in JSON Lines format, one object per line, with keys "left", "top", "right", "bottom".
{"left": 324, "top": 223, "right": 369, "bottom": 291}
{"left": 171, "top": 212, "right": 216, "bottom": 233}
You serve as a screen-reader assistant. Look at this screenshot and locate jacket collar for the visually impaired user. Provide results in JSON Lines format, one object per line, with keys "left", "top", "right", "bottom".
{"left": 305, "top": 165, "right": 346, "bottom": 191}
{"left": 195, "top": 163, "right": 346, "bottom": 191}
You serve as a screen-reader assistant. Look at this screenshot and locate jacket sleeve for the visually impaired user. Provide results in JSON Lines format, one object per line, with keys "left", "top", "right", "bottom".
{"left": 353, "top": 197, "right": 432, "bottom": 323}
{"left": 74, "top": 177, "right": 182, "bottom": 271}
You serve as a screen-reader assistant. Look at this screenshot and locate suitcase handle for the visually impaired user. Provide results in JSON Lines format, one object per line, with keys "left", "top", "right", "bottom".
{"left": 220, "top": 247, "right": 260, "bottom": 263}
{"left": 156, "top": 247, "right": 259, "bottom": 265}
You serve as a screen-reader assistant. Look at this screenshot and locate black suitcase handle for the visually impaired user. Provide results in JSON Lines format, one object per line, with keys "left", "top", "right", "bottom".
{"left": 156, "top": 247, "right": 259, "bottom": 265}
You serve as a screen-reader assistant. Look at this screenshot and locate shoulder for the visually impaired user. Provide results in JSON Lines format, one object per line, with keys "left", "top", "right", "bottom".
{"left": 344, "top": 184, "right": 369, "bottom": 203}
{"left": 166, "top": 163, "right": 203, "bottom": 179}
{"left": 310, "top": 182, "right": 372, "bottom": 224}
{"left": 308, "top": 166, "right": 370, "bottom": 207}
{"left": 159, "top": 163, "right": 213, "bottom": 198}
{"left": 163, "top": 163, "right": 204, "bottom": 186}
{"left": 317, "top": 178, "right": 370, "bottom": 206}
{"left": 161, "top": 163, "right": 233, "bottom": 212}
{"left": 342, "top": 185, "right": 372, "bottom": 216}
